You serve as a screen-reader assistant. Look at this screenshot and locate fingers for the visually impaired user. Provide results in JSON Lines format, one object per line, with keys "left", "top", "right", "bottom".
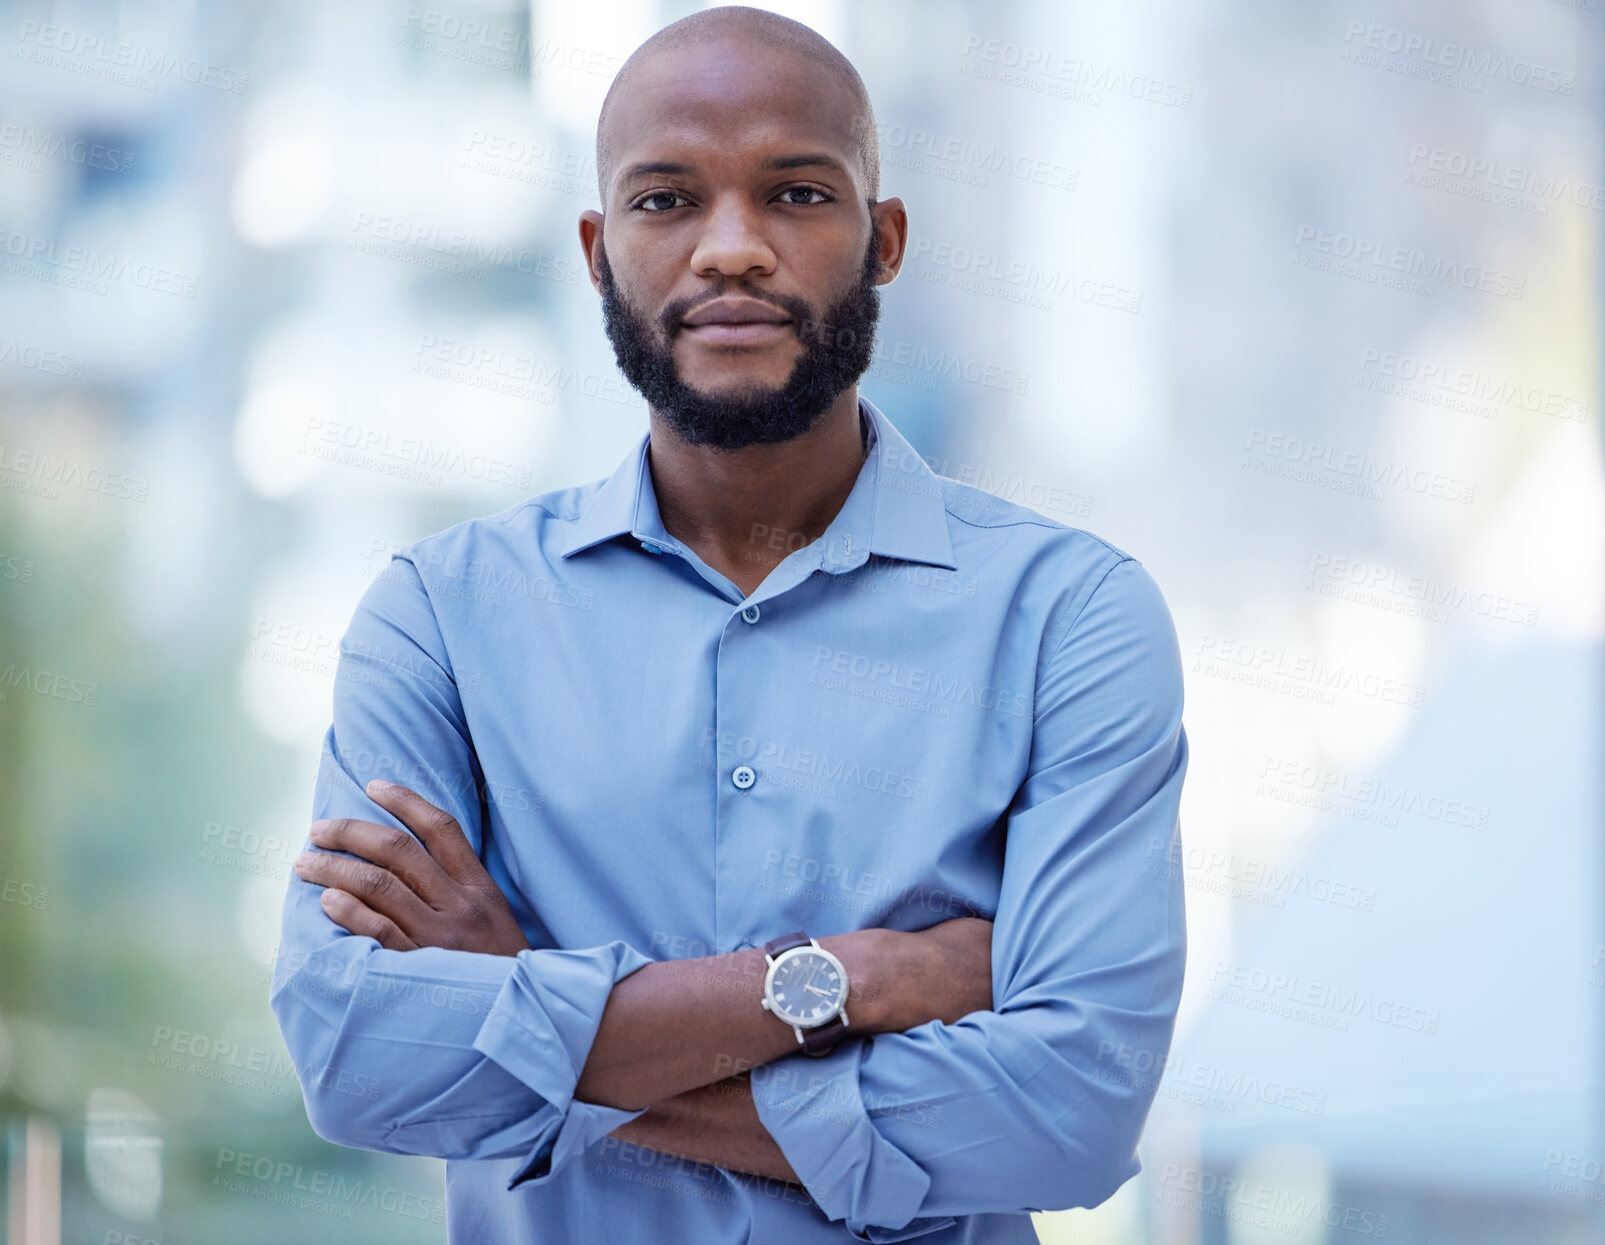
{"left": 319, "top": 887, "right": 419, "bottom": 951}
{"left": 295, "top": 846, "right": 437, "bottom": 934}
{"left": 364, "top": 780, "right": 485, "bottom": 883}
{"left": 308, "top": 816, "right": 449, "bottom": 907}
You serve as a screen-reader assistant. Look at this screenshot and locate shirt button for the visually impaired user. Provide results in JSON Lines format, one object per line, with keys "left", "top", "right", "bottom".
{"left": 731, "top": 765, "right": 756, "bottom": 790}
{"left": 740, "top": 605, "right": 760, "bottom": 624}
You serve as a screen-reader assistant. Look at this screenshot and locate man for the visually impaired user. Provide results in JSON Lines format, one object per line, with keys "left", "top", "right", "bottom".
{"left": 270, "top": 7, "right": 1188, "bottom": 1243}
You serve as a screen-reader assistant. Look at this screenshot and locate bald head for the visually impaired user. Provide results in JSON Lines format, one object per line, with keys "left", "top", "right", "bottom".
{"left": 595, "top": 6, "right": 879, "bottom": 205}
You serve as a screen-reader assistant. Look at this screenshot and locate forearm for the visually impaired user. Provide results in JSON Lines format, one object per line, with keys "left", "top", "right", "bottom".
{"left": 575, "top": 929, "right": 900, "bottom": 1111}
{"left": 609, "top": 1075, "right": 800, "bottom": 1185}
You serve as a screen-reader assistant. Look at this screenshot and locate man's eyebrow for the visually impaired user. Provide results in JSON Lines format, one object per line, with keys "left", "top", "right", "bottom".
{"left": 617, "top": 153, "right": 850, "bottom": 182}
{"left": 765, "top": 153, "right": 850, "bottom": 175}
{"left": 619, "top": 160, "right": 694, "bottom": 182}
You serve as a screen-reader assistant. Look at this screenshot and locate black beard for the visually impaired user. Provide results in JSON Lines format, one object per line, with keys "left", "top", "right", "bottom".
{"left": 597, "top": 230, "right": 881, "bottom": 451}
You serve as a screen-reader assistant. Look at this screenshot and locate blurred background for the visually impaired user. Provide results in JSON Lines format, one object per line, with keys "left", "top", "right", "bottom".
{"left": 0, "top": 0, "right": 1599, "bottom": 1242}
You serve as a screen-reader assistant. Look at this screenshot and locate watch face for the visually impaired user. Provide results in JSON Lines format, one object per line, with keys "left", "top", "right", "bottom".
{"left": 766, "top": 948, "right": 847, "bottom": 1028}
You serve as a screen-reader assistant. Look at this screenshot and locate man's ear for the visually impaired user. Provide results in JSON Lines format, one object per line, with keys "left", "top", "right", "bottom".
{"left": 579, "top": 210, "right": 606, "bottom": 294}
{"left": 869, "top": 197, "right": 909, "bottom": 283}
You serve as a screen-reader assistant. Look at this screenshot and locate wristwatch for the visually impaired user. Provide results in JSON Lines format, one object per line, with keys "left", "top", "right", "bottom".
{"left": 760, "top": 932, "right": 850, "bottom": 1056}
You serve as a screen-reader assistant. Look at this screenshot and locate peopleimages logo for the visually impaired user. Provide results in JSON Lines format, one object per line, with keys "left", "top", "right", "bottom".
{"left": 809, "top": 645, "right": 1033, "bottom": 718}
{"left": 213, "top": 1148, "right": 445, "bottom": 1223}
{"left": 301, "top": 416, "right": 534, "bottom": 489}
{"left": 1294, "top": 225, "right": 1525, "bottom": 299}
{"left": 1158, "top": 1165, "right": 1391, "bottom": 1237}
{"left": 1095, "top": 1043, "right": 1330, "bottom": 1116}
{"left": 1243, "top": 428, "right": 1477, "bottom": 505}
{"left": 699, "top": 727, "right": 932, "bottom": 802}
{"left": 0, "top": 123, "right": 134, "bottom": 174}
{"left": 907, "top": 236, "right": 1142, "bottom": 313}
{"left": 1194, "top": 634, "right": 1427, "bottom": 707}
{"left": 15, "top": 20, "right": 250, "bottom": 93}
{"left": 399, "top": 9, "right": 624, "bottom": 79}
{"left": 876, "top": 122, "right": 1078, "bottom": 192}
{"left": 1256, "top": 756, "right": 1491, "bottom": 830}
{"left": 348, "top": 212, "right": 584, "bottom": 285}
{"left": 1309, "top": 552, "right": 1540, "bottom": 627}
{"left": 869, "top": 336, "right": 1030, "bottom": 396}
{"left": 1342, "top": 22, "right": 1574, "bottom": 94}
{"left": 1356, "top": 347, "right": 1588, "bottom": 423}
{"left": 0, "top": 227, "right": 199, "bottom": 298}
{"left": 0, "top": 337, "right": 85, "bottom": 378}
{"left": 959, "top": 35, "right": 1193, "bottom": 109}
{"left": 1406, "top": 144, "right": 1604, "bottom": 213}
{"left": 1144, "top": 835, "right": 1380, "bottom": 909}
{"left": 1207, "top": 960, "right": 1441, "bottom": 1034}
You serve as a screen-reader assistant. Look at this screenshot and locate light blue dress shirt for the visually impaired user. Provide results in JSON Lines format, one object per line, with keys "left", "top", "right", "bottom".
{"left": 270, "top": 395, "right": 1189, "bottom": 1244}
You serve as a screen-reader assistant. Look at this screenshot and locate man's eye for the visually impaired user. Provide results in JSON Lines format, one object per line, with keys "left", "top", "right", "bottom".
{"left": 777, "top": 187, "right": 832, "bottom": 205}
{"left": 636, "top": 192, "right": 687, "bottom": 212}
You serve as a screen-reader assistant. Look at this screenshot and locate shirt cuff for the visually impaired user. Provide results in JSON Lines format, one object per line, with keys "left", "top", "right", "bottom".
{"left": 505, "top": 1098, "right": 647, "bottom": 1190}
{"left": 470, "top": 940, "right": 654, "bottom": 1188}
{"left": 749, "top": 1042, "right": 955, "bottom": 1241}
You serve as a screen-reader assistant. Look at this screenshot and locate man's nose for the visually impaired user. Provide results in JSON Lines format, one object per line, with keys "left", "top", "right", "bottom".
{"left": 688, "top": 199, "right": 777, "bottom": 279}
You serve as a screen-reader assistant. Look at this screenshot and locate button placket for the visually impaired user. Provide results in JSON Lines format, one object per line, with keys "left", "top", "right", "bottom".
{"left": 713, "top": 567, "right": 815, "bottom": 962}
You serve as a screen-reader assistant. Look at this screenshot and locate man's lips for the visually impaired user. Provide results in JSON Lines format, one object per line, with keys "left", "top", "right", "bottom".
{"left": 680, "top": 320, "right": 794, "bottom": 347}
{"left": 675, "top": 296, "right": 797, "bottom": 348}
{"left": 680, "top": 296, "right": 792, "bottom": 328}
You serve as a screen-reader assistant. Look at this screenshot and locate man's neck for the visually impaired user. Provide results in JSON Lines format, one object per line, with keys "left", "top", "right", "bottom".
{"left": 646, "top": 387, "right": 869, "bottom": 597}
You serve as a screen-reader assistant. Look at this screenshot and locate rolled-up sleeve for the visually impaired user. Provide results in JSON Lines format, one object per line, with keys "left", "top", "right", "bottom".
{"left": 268, "top": 555, "right": 650, "bottom": 1189}
{"left": 752, "top": 555, "right": 1188, "bottom": 1238}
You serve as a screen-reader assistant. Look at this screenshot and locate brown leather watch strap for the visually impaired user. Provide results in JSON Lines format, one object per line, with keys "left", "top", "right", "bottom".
{"left": 800, "top": 1014, "right": 846, "bottom": 1057}
{"left": 765, "top": 931, "right": 810, "bottom": 958}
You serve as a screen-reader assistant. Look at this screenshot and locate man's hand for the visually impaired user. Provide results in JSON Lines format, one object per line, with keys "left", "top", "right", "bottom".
{"left": 293, "top": 780, "right": 531, "bottom": 957}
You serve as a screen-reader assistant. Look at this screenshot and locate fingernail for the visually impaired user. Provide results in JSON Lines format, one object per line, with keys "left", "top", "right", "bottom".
{"left": 296, "top": 851, "right": 315, "bottom": 869}
{"left": 366, "top": 779, "right": 395, "bottom": 796}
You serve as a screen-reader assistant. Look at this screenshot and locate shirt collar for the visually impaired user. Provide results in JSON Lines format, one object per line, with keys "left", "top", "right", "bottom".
{"left": 558, "top": 395, "right": 957, "bottom": 572}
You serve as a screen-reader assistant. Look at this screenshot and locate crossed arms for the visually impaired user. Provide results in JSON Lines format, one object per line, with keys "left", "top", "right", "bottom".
{"left": 268, "top": 552, "right": 1188, "bottom": 1237}
{"left": 292, "top": 779, "right": 994, "bottom": 1185}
